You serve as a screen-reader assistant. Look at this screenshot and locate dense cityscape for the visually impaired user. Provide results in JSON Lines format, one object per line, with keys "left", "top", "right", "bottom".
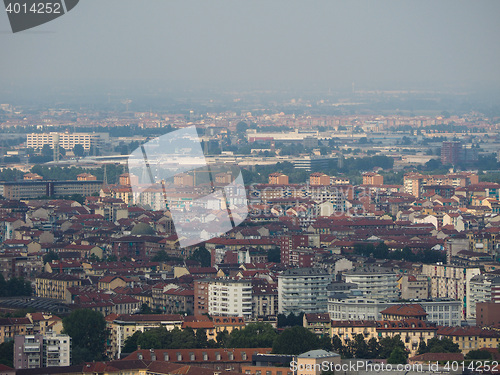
{"left": 0, "top": 97, "right": 499, "bottom": 375}
{"left": 2, "top": 0, "right": 500, "bottom": 374}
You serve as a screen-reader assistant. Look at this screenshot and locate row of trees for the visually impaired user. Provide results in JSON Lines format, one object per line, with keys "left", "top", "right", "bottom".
{"left": 354, "top": 242, "right": 447, "bottom": 264}
{"left": 122, "top": 322, "right": 332, "bottom": 357}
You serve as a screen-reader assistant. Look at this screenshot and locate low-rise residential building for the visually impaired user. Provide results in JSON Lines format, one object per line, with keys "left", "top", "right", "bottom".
{"left": 437, "top": 326, "right": 500, "bottom": 355}
{"left": 303, "top": 313, "right": 331, "bottom": 337}
{"left": 35, "top": 273, "right": 81, "bottom": 301}
{"left": 376, "top": 319, "right": 438, "bottom": 357}
{"left": 330, "top": 320, "right": 378, "bottom": 345}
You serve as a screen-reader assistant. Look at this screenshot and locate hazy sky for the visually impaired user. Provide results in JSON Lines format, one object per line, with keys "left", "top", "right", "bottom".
{"left": 1, "top": 0, "right": 500, "bottom": 94}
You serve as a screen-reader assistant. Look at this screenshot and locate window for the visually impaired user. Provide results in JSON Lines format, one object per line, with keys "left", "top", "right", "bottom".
{"left": 164, "top": 353, "right": 169, "bottom": 361}
{"left": 176, "top": 353, "right": 182, "bottom": 361}
{"left": 241, "top": 352, "right": 247, "bottom": 360}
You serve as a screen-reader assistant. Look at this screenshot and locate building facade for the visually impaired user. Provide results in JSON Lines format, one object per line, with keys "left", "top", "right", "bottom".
{"left": 278, "top": 268, "right": 331, "bottom": 315}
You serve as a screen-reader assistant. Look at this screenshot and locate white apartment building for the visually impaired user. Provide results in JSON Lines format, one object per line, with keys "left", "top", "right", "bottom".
{"left": 278, "top": 268, "right": 331, "bottom": 315}
{"left": 43, "top": 332, "right": 71, "bottom": 368}
{"left": 208, "top": 279, "right": 252, "bottom": 319}
{"left": 343, "top": 269, "right": 399, "bottom": 300}
{"left": 469, "top": 274, "right": 495, "bottom": 319}
{"left": 328, "top": 297, "right": 389, "bottom": 321}
{"left": 421, "top": 264, "right": 480, "bottom": 320}
{"left": 26, "top": 132, "right": 108, "bottom": 151}
{"left": 328, "top": 297, "right": 461, "bottom": 326}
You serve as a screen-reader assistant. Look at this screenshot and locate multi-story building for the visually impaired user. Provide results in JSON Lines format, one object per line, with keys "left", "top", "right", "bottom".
{"left": 437, "top": 326, "right": 500, "bottom": 355}
{"left": 0, "top": 180, "right": 103, "bottom": 200}
{"left": 278, "top": 268, "right": 331, "bottom": 315}
{"left": 14, "top": 333, "right": 71, "bottom": 369}
{"left": 252, "top": 282, "right": 278, "bottom": 319}
{"left": 421, "top": 264, "right": 480, "bottom": 319}
{"left": 303, "top": 313, "right": 331, "bottom": 337}
{"left": 377, "top": 319, "right": 438, "bottom": 356}
{"left": 154, "top": 286, "right": 194, "bottom": 315}
{"left": 328, "top": 297, "right": 389, "bottom": 321}
{"left": 330, "top": 320, "right": 378, "bottom": 345}
{"left": 476, "top": 301, "right": 500, "bottom": 327}
{"left": 468, "top": 274, "right": 495, "bottom": 319}
{"left": 403, "top": 172, "right": 478, "bottom": 198}
{"left": 194, "top": 279, "right": 210, "bottom": 316}
{"left": 328, "top": 297, "right": 461, "bottom": 327}
{"left": 0, "top": 317, "right": 31, "bottom": 344}
{"left": 268, "top": 173, "right": 289, "bottom": 185}
{"left": 362, "top": 172, "right": 383, "bottom": 186}
{"left": 343, "top": 269, "right": 399, "bottom": 300}
{"left": 35, "top": 273, "right": 81, "bottom": 301}
{"left": 26, "top": 132, "right": 108, "bottom": 151}
{"left": 309, "top": 173, "right": 330, "bottom": 186}
{"left": 399, "top": 275, "right": 429, "bottom": 300}
{"left": 208, "top": 279, "right": 253, "bottom": 319}
{"left": 107, "top": 314, "right": 183, "bottom": 359}
{"left": 441, "top": 141, "right": 462, "bottom": 165}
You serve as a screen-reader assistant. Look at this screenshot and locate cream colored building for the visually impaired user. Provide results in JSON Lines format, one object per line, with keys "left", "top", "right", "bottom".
{"left": 107, "top": 314, "right": 183, "bottom": 359}
{"left": 294, "top": 350, "right": 341, "bottom": 375}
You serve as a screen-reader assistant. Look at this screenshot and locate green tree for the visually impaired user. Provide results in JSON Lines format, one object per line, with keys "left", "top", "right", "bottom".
{"left": 236, "top": 121, "right": 249, "bottom": 133}
{"left": 122, "top": 331, "right": 141, "bottom": 354}
{"left": 0, "top": 341, "right": 13, "bottom": 367}
{"left": 465, "top": 349, "right": 492, "bottom": 360}
{"left": 378, "top": 335, "right": 405, "bottom": 359}
{"left": 352, "top": 334, "right": 369, "bottom": 358}
{"left": 227, "top": 323, "right": 277, "bottom": 348}
{"left": 367, "top": 337, "right": 380, "bottom": 358}
{"left": 195, "top": 329, "right": 208, "bottom": 348}
{"left": 73, "top": 144, "right": 85, "bottom": 157}
{"left": 62, "top": 309, "right": 107, "bottom": 363}
{"left": 421, "top": 337, "right": 460, "bottom": 354}
{"left": 216, "top": 329, "right": 229, "bottom": 348}
{"left": 267, "top": 247, "right": 281, "bottom": 263}
{"left": 152, "top": 250, "right": 170, "bottom": 262}
{"left": 188, "top": 246, "right": 211, "bottom": 267}
{"left": 41, "top": 144, "right": 53, "bottom": 158}
{"left": 387, "top": 347, "right": 408, "bottom": 364}
{"left": 0, "top": 275, "right": 31, "bottom": 297}
{"left": 43, "top": 250, "right": 59, "bottom": 264}
{"left": 272, "top": 326, "right": 321, "bottom": 355}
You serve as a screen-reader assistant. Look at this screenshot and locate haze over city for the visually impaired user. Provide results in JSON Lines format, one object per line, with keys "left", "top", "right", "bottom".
{"left": 2, "top": 0, "right": 500, "bottom": 101}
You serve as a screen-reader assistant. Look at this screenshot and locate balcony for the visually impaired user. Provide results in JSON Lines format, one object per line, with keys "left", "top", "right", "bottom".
{"left": 24, "top": 345, "right": 40, "bottom": 353}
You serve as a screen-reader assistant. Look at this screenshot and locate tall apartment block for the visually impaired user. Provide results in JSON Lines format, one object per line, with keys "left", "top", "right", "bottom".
{"left": 14, "top": 333, "right": 71, "bottom": 369}
{"left": 278, "top": 268, "right": 331, "bottom": 315}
